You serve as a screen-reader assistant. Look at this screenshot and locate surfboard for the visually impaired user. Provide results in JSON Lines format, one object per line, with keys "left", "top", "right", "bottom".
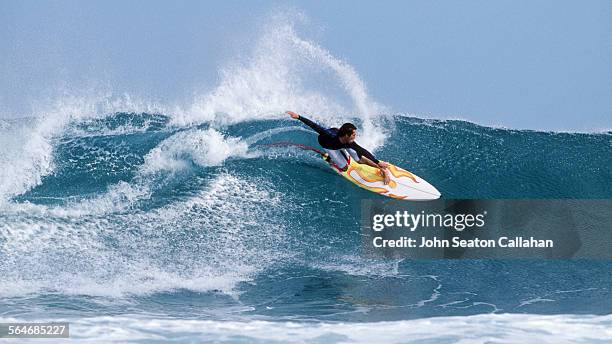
{"left": 262, "top": 142, "right": 441, "bottom": 201}
{"left": 322, "top": 153, "right": 441, "bottom": 201}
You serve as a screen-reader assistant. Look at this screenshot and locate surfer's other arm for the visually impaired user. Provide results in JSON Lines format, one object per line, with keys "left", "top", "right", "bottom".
{"left": 352, "top": 146, "right": 390, "bottom": 184}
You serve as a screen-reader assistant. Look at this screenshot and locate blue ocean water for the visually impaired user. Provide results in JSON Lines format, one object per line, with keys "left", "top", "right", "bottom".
{"left": 1, "top": 111, "right": 611, "bottom": 343}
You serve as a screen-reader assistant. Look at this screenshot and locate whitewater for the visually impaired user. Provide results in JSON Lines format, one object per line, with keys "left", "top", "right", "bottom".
{"left": 1, "top": 19, "right": 611, "bottom": 343}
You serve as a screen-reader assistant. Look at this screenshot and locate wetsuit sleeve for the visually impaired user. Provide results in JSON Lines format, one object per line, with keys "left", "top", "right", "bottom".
{"left": 349, "top": 142, "right": 380, "bottom": 164}
{"left": 297, "top": 115, "right": 328, "bottom": 136}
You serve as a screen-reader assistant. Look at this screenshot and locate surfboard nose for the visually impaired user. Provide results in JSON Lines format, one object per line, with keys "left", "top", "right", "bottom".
{"left": 416, "top": 179, "right": 442, "bottom": 200}
{"left": 432, "top": 188, "right": 442, "bottom": 199}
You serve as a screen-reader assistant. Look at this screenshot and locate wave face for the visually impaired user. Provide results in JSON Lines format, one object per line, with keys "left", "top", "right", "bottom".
{"left": 1, "top": 18, "right": 611, "bottom": 344}
{"left": 1, "top": 112, "right": 610, "bottom": 341}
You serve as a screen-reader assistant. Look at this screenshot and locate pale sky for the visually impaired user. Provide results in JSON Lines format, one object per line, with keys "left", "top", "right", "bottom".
{"left": 1, "top": 0, "right": 610, "bottom": 131}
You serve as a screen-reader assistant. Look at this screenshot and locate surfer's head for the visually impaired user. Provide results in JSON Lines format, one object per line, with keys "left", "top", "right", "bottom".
{"left": 338, "top": 123, "right": 357, "bottom": 143}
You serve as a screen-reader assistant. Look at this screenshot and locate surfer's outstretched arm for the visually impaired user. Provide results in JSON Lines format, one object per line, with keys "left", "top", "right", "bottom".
{"left": 286, "top": 111, "right": 328, "bottom": 136}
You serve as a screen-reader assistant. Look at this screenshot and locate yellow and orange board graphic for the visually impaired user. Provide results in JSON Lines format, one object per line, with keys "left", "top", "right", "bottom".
{"left": 326, "top": 156, "right": 441, "bottom": 201}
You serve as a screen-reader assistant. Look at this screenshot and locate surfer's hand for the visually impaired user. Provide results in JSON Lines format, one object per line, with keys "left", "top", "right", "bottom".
{"left": 382, "top": 168, "right": 390, "bottom": 185}
{"left": 378, "top": 161, "right": 390, "bottom": 168}
{"left": 286, "top": 111, "right": 300, "bottom": 119}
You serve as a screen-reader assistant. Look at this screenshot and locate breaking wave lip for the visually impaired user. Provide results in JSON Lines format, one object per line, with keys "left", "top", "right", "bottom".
{"left": 0, "top": 126, "right": 255, "bottom": 216}
{"left": 175, "top": 12, "right": 388, "bottom": 149}
{"left": 1, "top": 313, "right": 611, "bottom": 343}
{"left": 0, "top": 95, "right": 175, "bottom": 204}
{"left": 60, "top": 113, "right": 173, "bottom": 139}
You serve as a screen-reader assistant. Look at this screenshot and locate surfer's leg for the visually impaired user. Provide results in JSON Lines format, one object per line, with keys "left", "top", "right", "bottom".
{"left": 323, "top": 149, "right": 349, "bottom": 171}
{"left": 345, "top": 148, "right": 360, "bottom": 162}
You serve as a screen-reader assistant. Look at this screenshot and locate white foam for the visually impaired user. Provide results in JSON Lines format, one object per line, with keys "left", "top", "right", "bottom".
{"left": 140, "top": 128, "right": 252, "bottom": 175}
{"left": 0, "top": 173, "right": 286, "bottom": 298}
{"left": 174, "top": 12, "right": 388, "bottom": 150}
{"left": 3, "top": 313, "right": 611, "bottom": 343}
{"left": 0, "top": 117, "right": 55, "bottom": 205}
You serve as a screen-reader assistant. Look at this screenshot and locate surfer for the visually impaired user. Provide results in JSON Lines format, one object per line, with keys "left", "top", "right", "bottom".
{"left": 286, "top": 111, "right": 390, "bottom": 184}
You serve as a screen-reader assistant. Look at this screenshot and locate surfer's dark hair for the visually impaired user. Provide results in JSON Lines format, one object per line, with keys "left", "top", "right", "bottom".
{"left": 338, "top": 123, "right": 357, "bottom": 137}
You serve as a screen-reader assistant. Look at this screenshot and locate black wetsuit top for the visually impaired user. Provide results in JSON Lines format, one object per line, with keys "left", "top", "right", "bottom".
{"left": 297, "top": 115, "right": 379, "bottom": 164}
